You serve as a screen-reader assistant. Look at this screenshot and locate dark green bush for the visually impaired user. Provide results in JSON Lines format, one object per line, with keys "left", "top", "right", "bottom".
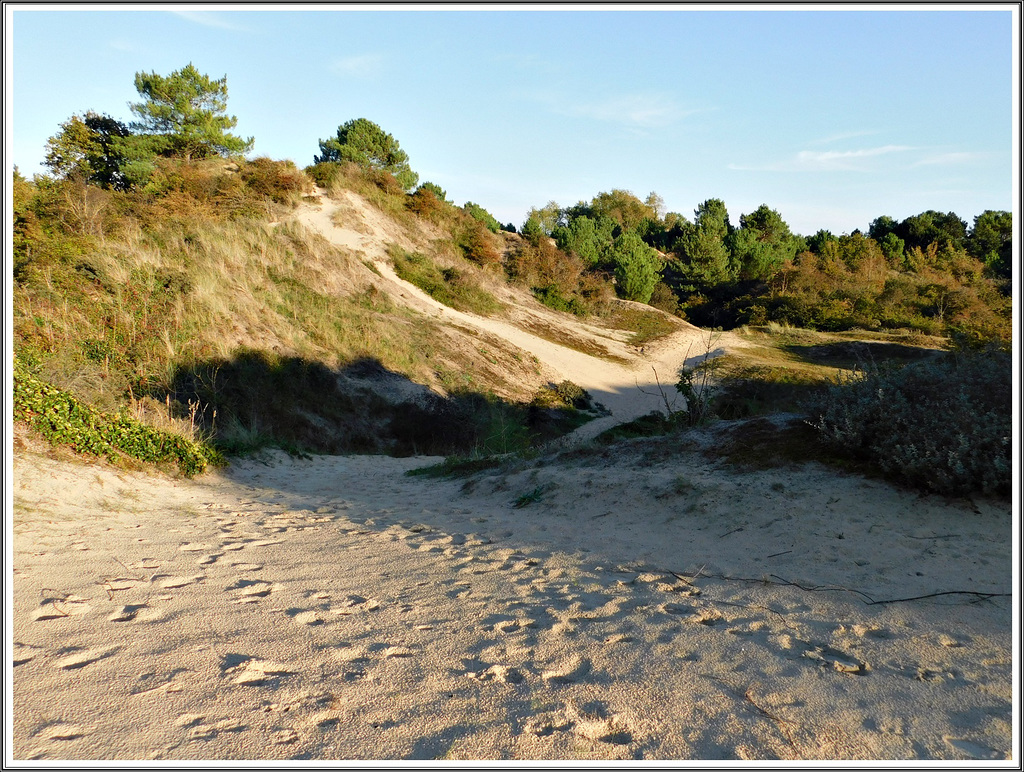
{"left": 808, "top": 347, "right": 1010, "bottom": 497}
{"left": 14, "top": 357, "right": 223, "bottom": 477}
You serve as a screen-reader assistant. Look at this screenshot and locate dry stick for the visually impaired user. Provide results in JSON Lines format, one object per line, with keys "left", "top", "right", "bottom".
{"left": 703, "top": 675, "right": 801, "bottom": 756}
{"left": 658, "top": 566, "right": 1008, "bottom": 607}
{"left": 743, "top": 686, "right": 800, "bottom": 754}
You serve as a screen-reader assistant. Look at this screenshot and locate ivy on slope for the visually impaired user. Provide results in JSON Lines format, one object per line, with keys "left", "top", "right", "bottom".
{"left": 13, "top": 358, "right": 224, "bottom": 477}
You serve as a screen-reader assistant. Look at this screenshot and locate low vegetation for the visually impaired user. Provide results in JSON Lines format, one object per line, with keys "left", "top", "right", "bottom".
{"left": 389, "top": 246, "right": 502, "bottom": 315}
{"left": 809, "top": 345, "right": 1011, "bottom": 497}
{"left": 14, "top": 356, "right": 223, "bottom": 477}
{"left": 13, "top": 63, "right": 1011, "bottom": 500}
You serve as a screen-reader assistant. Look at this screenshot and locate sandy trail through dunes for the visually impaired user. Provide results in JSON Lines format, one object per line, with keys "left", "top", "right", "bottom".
{"left": 291, "top": 188, "right": 744, "bottom": 441}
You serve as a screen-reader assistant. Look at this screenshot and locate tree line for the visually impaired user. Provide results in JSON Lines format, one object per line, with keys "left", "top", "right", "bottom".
{"left": 517, "top": 189, "right": 1010, "bottom": 342}
{"left": 27, "top": 63, "right": 1012, "bottom": 344}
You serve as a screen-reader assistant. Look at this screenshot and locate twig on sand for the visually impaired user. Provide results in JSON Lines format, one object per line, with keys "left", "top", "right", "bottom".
{"left": 704, "top": 676, "right": 801, "bottom": 755}
{"left": 655, "top": 565, "right": 1008, "bottom": 607}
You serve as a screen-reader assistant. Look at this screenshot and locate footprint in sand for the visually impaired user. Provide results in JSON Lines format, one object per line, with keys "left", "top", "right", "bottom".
{"left": 795, "top": 640, "right": 870, "bottom": 675}
{"left": 230, "top": 562, "right": 263, "bottom": 572}
{"left": 157, "top": 575, "right": 204, "bottom": 589}
{"left": 178, "top": 715, "right": 247, "bottom": 741}
{"left": 467, "top": 664, "right": 525, "bottom": 685}
{"left": 108, "top": 603, "right": 149, "bottom": 622}
{"left": 570, "top": 703, "right": 634, "bottom": 746}
{"left": 248, "top": 539, "right": 284, "bottom": 548}
{"left": 32, "top": 721, "right": 93, "bottom": 742}
{"left": 328, "top": 595, "right": 381, "bottom": 615}
{"left": 13, "top": 642, "right": 45, "bottom": 666}
{"left": 178, "top": 542, "right": 213, "bottom": 553}
{"left": 227, "top": 579, "right": 278, "bottom": 603}
{"left": 222, "top": 655, "right": 294, "bottom": 686}
{"left": 524, "top": 711, "right": 573, "bottom": 736}
{"left": 945, "top": 737, "right": 1005, "bottom": 760}
{"left": 541, "top": 656, "right": 591, "bottom": 685}
{"left": 33, "top": 595, "right": 91, "bottom": 621}
{"left": 55, "top": 645, "right": 120, "bottom": 670}
{"left": 287, "top": 608, "right": 324, "bottom": 626}
{"left": 272, "top": 729, "right": 300, "bottom": 745}
{"left": 381, "top": 646, "right": 416, "bottom": 659}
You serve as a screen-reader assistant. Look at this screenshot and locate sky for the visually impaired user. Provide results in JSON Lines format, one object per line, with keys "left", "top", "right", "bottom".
{"left": 5, "top": 3, "right": 1018, "bottom": 236}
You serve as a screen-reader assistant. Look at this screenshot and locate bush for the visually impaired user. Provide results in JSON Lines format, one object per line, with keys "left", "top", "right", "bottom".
{"left": 457, "top": 221, "right": 502, "bottom": 267}
{"left": 406, "top": 186, "right": 445, "bottom": 220}
{"left": 808, "top": 347, "right": 1010, "bottom": 497}
{"left": 390, "top": 248, "right": 501, "bottom": 315}
{"left": 14, "top": 357, "right": 223, "bottom": 477}
{"left": 239, "top": 157, "right": 310, "bottom": 205}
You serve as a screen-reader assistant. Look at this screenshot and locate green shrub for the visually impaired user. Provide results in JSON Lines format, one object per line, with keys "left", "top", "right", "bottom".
{"left": 531, "top": 380, "right": 592, "bottom": 410}
{"left": 808, "top": 348, "right": 1010, "bottom": 497}
{"left": 390, "top": 248, "right": 501, "bottom": 315}
{"left": 14, "top": 357, "right": 223, "bottom": 477}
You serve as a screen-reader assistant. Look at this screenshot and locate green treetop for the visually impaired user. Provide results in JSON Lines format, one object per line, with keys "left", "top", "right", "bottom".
{"left": 315, "top": 118, "right": 419, "bottom": 191}
{"left": 129, "top": 63, "right": 253, "bottom": 161}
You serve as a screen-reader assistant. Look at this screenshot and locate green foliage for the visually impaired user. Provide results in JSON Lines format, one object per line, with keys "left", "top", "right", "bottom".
{"left": 463, "top": 201, "right": 502, "bottom": 233}
{"left": 391, "top": 248, "right": 501, "bottom": 315}
{"left": 607, "top": 231, "right": 663, "bottom": 303}
{"left": 809, "top": 348, "right": 1011, "bottom": 497}
{"left": 731, "top": 204, "right": 799, "bottom": 280}
{"left": 523, "top": 200, "right": 563, "bottom": 237}
{"left": 44, "top": 112, "right": 133, "bottom": 189}
{"left": 505, "top": 236, "right": 611, "bottom": 316}
{"left": 531, "top": 380, "right": 592, "bottom": 410}
{"left": 674, "top": 335, "right": 720, "bottom": 427}
{"left": 513, "top": 486, "right": 546, "bottom": 508}
{"left": 418, "top": 182, "right": 448, "bottom": 202}
{"left": 589, "top": 189, "right": 658, "bottom": 232}
{"left": 14, "top": 358, "right": 222, "bottom": 477}
{"left": 968, "top": 210, "right": 1012, "bottom": 281}
{"left": 315, "top": 118, "right": 418, "bottom": 191}
{"left": 672, "top": 198, "right": 734, "bottom": 289}
{"left": 894, "top": 210, "right": 967, "bottom": 253}
{"left": 553, "top": 215, "right": 615, "bottom": 267}
{"left": 129, "top": 63, "right": 253, "bottom": 162}
{"left": 594, "top": 411, "right": 682, "bottom": 444}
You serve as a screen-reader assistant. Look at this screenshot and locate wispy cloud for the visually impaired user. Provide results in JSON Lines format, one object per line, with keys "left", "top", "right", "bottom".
{"left": 169, "top": 11, "right": 250, "bottom": 32}
{"left": 329, "top": 54, "right": 385, "bottom": 79}
{"left": 731, "top": 144, "right": 915, "bottom": 173}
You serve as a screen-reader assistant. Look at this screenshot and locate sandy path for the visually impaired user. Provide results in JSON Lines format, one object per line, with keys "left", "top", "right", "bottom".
{"left": 10, "top": 437, "right": 1012, "bottom": 761}
{"left": 290, "top": 189, "right": 738, "bottom": 442}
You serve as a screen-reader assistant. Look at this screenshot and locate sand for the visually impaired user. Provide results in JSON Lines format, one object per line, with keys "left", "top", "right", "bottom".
{"left": 9, "top": 426, "right": 1014, "bottom": 762}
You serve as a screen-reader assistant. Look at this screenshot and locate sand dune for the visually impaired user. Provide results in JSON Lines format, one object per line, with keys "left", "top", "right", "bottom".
{"left": 9, "top": 188, "right": 1014, "bottom": 762}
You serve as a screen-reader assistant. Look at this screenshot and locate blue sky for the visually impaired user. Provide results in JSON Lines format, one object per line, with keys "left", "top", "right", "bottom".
{"left": 7, "top": 4, "right": 1017, "bottom": 236}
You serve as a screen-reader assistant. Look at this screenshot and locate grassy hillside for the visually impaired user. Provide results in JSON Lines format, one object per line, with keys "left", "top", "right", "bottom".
{"left": 12, "top": 158, "right": 604, "bottom": 462}
{"left": 12, "top": 155, "right": 1011, "bottom": 497}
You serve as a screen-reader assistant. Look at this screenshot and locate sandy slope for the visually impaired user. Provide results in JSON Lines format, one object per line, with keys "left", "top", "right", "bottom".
{"left": 9, "top": 424, "right": 1014, "bottom": 762}
{"left": 291, "top": 188, "right": 746, "bottom": 441}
